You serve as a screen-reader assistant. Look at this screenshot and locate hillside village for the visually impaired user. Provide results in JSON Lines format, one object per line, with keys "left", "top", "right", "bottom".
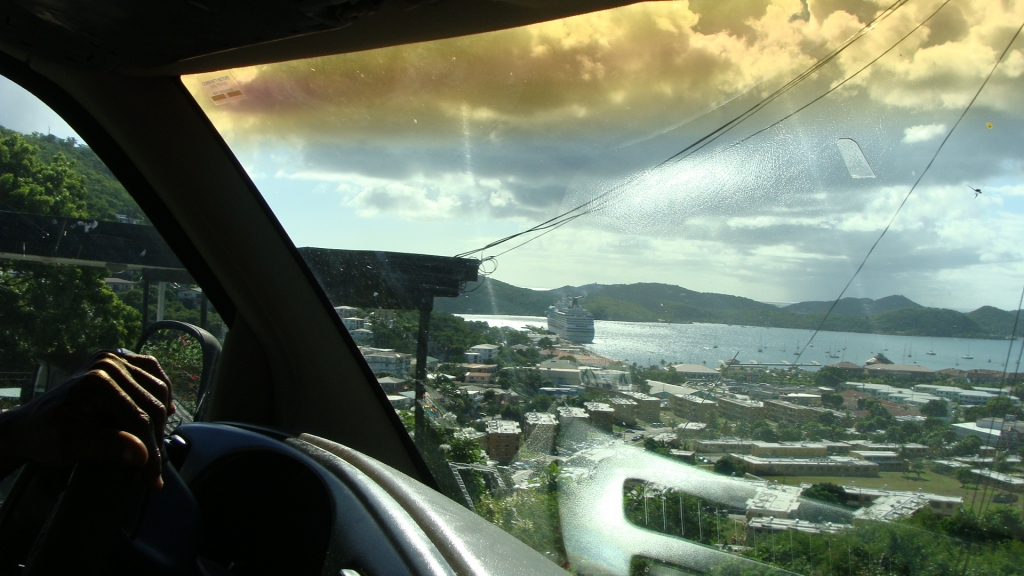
{"left": 333, "top": 304, "right": 1024, "bottom": 570}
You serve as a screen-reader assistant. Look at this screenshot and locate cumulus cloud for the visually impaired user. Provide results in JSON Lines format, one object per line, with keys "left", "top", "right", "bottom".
{"left": 181, "top": 0, "right": 1024, "bottom": 309}
{"left": 902, "top": 123, "right": 947, "bottom": 143}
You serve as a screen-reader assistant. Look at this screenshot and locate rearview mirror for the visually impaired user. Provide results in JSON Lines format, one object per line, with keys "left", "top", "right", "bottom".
{"left": 136, "top": 321, "right": 221, "bottom": 431}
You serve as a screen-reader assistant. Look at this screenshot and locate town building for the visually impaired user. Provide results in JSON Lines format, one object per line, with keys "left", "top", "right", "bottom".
{"left": 538, "top": 367, "right": 582, "bottom": 388}
{"left": 358, "top": 347, "right": 411, "bottom": 376}
{"left": 334, "top": 305, "right": 360, "bottom": 318}
{"left": 375, "top": 375, "right": 408, "bottom": 393}
{"left": 620, "top": 391, "right": 661, "bottom": 423}
{"left": 716, "top": 396, "right": 765, "bottom": 421}
{"left": 668, "top": 364, "right": 722, "bottom": 380}
{"left": 492, "top": 389, "right": 519, "bottom": 405}
{"left": 646, "top": 381, "right": 699, "bottom": 400}
{"left": 410, "top": 355, "right": 439, "bottom": 372}
{"left": 580, "top": 367, "right": 631, "bottom": 390}
{"left": 781, "top": 393, "right": 821, "bottom": 406}
{"left": 537, "top": 387, "right": 579, "bottom": 397}
{"left": 844, "top": 487, "right": 961, "bottom": 517}
{"left": 970, "top": 469, "right": 1024, "bottom": 493}
{"left": 523, "top": 412, "right": 557, "bottom": 454}
{"left": 651, "top": 432, "right": 679, "bottom": 447}
{"left": 557, "top": 406, "right": 589, "bottom": 444}
{"left": 671, "top": 394, "right": 717, "bottom": 422}
{"left": 341, "top": 316, "right": 366, "bottom": 331}
{"left": 387, "top": 394, "right": 413, "bottom": 410}
{"left": 956, "top": 390, "right": 998, "bottom": 405}
{"left": 485, "top": 420, "right": 522, "bottom": 463}
{"left": 746, "top": 517, "right": 849, "bottom": 539}
{"left": 863, "top": 363, "right": 935, "bottom": 380}
{"left": 745, "top": 483, "right": 803, "bottom": 519}
{"left": 584, "top": 402, "right": 615, "bottom": 432}
{"left": 846, "top": 442, "right": 928, "bottom": 457}
{"left": 849, "top": 450, "right": 905, "bottom": 471}
{"left": 455, "top": 427, "right": 487, "bottom": 451}
{"left": 104, "top": 277, "right": 137, "bottom": 293}
{"left": 764, "top": 399, "right": 826, "bottom": 424}
{"left": 733, "top": 455, "right": 879, "bottom": 477}
{"left": 465, "top": 372, "right": 494, "bottom": 385}
{"left": 461, "top": 363, "right": 497, "bottom": 374}
{"left": 465, "top": 343, "right": 500, "bottom": 364}
{"left": 608, "top": 397, "right": 638, "bottom": 425}
{"left": 349, "top": 328, "right": 373, "bottom": 344}
{"left": 750, "top": 442, "right": 828, "bottom": 458}
{"left": 694, "top": 440, "right": 754, "bottom": 453}
{"left": 675, "top": 422, "right": 707, "bottom": 438}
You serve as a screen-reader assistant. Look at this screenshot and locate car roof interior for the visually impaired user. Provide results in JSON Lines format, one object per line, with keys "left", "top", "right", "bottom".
{"left": 0, "top": 0, "right": 637, "bottom": 484}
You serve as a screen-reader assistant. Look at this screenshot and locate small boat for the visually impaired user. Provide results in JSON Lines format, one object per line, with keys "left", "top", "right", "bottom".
{"left": 962, "top": 344, "right": 973, "bottom": 360}
{"left": 926, "top": 340, "right": 936, "bottom": 356}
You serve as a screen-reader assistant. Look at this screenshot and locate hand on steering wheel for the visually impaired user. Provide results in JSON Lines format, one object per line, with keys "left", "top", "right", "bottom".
{"left": 0, "top": 350, "right": 175, "bottom": 491}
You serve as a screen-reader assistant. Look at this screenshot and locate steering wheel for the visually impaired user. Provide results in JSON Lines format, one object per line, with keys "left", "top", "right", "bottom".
{"left": 0, "top": 455, "right": 199, "bottom": 576}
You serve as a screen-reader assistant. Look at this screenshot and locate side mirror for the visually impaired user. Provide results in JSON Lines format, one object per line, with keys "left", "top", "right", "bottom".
{"left": 135, "top": 321, "right": 221, "bottom": 431}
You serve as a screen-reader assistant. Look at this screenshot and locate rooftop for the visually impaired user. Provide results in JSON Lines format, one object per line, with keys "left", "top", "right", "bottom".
{"left": 486, "top": 420, "right": 522, "bottom": 435}
{"left": 970, "top": 469, "right": 1024, "bottom": 485}
{"left": 669, "top": 363, "right": 721, "bottom": 375}
{"left": 525, "top": 412, "right": 557, "bottom": 425}
{"left": 646, "top": 381, "right": 699, "bottom": 397}
{"left": 747, "top": 517, "right": 849, "bottom": 534}
{"left": 864, "top": 364, "right": 934, "bottom": 373}
{"left": 746, "top": 483, "right": 803, "bottom": 515}
{"left": 557, "top": 406, "right": 588, "bottom": 419}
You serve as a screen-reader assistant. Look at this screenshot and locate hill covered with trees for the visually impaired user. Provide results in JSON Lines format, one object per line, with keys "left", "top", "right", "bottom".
{"left": 435, "top": 277, "right": 1019, "bottom": 339}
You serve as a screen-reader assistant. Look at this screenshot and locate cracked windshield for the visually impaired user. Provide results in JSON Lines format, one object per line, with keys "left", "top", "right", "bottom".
{"left": 186, "top": 0, "right": 1024, "bottom": 573}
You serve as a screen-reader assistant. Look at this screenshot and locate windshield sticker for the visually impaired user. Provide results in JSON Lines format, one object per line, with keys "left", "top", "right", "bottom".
{"left": 200, "top": 74, "right": 246, "bottom": 105}
{"left": 836, "top": 138, "right": 875, "bottom": 179}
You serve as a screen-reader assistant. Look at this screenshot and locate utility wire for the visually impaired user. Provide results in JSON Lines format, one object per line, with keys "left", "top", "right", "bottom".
{"left": 455, "top": 0, "right": 911, "bottom": 260}
{"left": 794, "top": 16, "right": 1024, "bottom": 363}
{"left": 999, "top": 283, "right": 1024, "bottom": 391}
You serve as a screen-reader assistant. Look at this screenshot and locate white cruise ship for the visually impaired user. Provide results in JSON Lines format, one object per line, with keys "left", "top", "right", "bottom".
{"left": 547, "top": 296, "right": 595, "bottom": 343}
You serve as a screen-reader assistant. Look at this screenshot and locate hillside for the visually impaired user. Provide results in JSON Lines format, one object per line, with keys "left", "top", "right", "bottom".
{"left": 782, "top": 295, "right": 921, "bottom": 316}
{"left": 435, "top": 277, "right": 1018, "bottom": 339}
{"left": 0, "top": 126, "right": 142, "bottom": 223}
{"left": 967, "top": 306, "right": 1020, "bottom": 338}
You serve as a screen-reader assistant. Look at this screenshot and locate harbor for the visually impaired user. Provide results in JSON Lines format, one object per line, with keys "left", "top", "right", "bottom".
{"left": 457, "top": 314, "right": 1023, "bottom": 373}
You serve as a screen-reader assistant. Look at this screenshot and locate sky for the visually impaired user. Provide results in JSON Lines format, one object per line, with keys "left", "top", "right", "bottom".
{"left": 7, "top": 0, "right": 1024, "bottom": 312}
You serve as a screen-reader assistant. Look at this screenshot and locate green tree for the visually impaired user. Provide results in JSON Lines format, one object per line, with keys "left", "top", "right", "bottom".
{"left": 920, "top": 398, "right": 949, "bottom": 417}
{"left": 713, "top": 456, "right": 746, "bottom": 477}
{"left": 952, "top": 434, "right": 982, "bottom": 456}
{"left": 955, "top": 467, "right": 977, "bottom": 488}
{"left": 820, "top": 392, "right": 844, "bottom": 409}
{"left": 801, "top": 482, "right": 848, "bottom": 507}
{"left": 0, "top": 130, "right": 141, "bottom": 371}
{"left": 814, "top": 366, "right": 843, "bottom": 388}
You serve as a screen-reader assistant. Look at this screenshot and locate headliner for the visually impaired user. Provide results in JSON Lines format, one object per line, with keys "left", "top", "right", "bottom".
{"left": 0, "top": 0, "right": 638, "bottom": 75}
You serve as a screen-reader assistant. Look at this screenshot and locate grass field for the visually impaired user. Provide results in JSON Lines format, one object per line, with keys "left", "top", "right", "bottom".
{"left": 771, "top": 470, "right": 1021, "bottom": 515}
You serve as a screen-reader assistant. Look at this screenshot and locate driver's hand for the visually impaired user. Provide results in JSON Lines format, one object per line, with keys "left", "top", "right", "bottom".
{"left": 0, "top": 351, "right": 175, "bottom": 491}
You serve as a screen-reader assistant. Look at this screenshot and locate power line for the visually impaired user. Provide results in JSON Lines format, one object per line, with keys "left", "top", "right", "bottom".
{"left": 455, "top": 0, "right": 912, "bottom": 260}
{"left": 795, "top": 14, "right": 1024, "bottom": 363}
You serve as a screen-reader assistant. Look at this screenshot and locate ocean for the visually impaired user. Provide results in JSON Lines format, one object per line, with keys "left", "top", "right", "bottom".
{"left": 456, "top": 314, "right": 1024, "bottom": 373}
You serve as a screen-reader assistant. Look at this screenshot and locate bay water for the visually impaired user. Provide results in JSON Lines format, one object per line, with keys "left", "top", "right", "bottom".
{"left": 457, "top": 314, "right": 1023, "bottom": 374}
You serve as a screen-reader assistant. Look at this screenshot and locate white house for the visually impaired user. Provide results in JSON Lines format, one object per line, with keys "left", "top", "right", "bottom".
{"left": 466, "top": 343, "right": 500, "bottom": 363}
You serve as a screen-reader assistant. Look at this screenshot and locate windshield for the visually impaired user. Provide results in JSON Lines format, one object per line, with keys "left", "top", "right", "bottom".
{"left": 184, "top": 1, "right": 1024, "bottom": 573}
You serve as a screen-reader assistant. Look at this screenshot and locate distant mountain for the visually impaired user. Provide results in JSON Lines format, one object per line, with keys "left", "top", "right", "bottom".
{"left": 967, "top": 306, "right": 1020, "bottom": 338}
{"left": 435, "top": 278, "right": 1018, "bottom": 339}
{"left": 782, "top": 295, "right": 921, "bottom": 316}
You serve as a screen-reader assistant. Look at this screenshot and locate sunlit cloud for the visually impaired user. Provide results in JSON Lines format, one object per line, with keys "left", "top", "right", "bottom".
{"left": 902, "top": 123, "right": 946, "bottom": 143}
{"left": 180, "top": 0, "right": 1024, "bottom": 309}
